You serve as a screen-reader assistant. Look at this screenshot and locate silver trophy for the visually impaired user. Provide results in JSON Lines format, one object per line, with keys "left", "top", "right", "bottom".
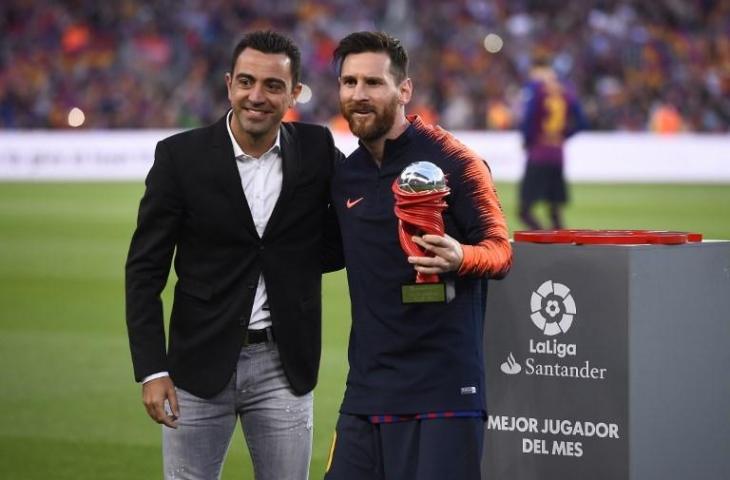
{"left": 397, "top": 161, "right": 448, "bottom": 193}
{"left": 392, "top": 161, "right": 453, "bottom": 303}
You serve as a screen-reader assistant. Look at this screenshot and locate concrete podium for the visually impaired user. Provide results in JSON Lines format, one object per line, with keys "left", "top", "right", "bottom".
{"left": 482, "top": 238, "right": 730, "bottom": 480}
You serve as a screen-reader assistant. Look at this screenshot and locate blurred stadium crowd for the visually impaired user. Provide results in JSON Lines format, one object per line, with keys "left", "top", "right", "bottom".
{"left": 1, "top": 0, "right": 728, "bottom": 131}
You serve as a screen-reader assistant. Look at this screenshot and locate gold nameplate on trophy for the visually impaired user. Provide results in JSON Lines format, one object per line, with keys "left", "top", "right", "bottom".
{"left": 401, "top": 282, "right": 455, "bottom": 304}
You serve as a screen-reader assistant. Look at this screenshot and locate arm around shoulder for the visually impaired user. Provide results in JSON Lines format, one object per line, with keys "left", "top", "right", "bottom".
{"left": 321, "top": 131, "right": 346, "bottom": 272}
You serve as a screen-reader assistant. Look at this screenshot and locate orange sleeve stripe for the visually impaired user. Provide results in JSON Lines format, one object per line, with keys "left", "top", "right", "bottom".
{"left": 411, "top": 116, "right": 512, "bottom": 278}
{"left": 456, "top": 162, "right": 512, "bottom": 279}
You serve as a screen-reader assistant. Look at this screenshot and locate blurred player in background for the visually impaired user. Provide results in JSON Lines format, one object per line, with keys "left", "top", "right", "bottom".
{"left": 518, "top": 63, "right": 587, "bottom": 230}
{"left": 325, "top": 31, "right": 512, "bottom": 480}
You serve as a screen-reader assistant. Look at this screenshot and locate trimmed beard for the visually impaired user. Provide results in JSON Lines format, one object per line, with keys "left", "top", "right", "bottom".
{"left": 341, "top": 97, "right": 399, "bottom": 142}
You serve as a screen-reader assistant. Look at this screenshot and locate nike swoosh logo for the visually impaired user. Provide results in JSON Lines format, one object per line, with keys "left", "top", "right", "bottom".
{"left": 346, "top": 197, "right": 364, "bottom": 209}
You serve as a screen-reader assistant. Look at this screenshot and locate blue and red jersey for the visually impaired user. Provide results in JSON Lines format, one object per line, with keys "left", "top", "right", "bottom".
{"left": 520, "top": 80, "right": 587, "bottom": 166}
{"left": 331, "top": 115, "right": 511, "bottom": 417}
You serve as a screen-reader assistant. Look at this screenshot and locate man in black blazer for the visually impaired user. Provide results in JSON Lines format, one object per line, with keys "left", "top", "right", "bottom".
{"left": 125, "top": 31, "right": 342, "bottom": 479}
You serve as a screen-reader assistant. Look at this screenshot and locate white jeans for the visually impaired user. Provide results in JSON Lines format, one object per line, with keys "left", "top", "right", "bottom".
{"left": 162, "top": 342, "right": 313, "bottom": 480}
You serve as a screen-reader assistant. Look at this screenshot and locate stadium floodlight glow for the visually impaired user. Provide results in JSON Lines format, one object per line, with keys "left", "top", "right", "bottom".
{"left": 298, "top": 84, "right": 312, "bottom": 104}
{"left": 68, "top": 107, "right": 85, "bottom": 127}
{"left": 483, "top": 33, "right": 504, "bottom": 53}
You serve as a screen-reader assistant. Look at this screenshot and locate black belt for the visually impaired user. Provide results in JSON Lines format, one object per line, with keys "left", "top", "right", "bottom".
{"left": 243, "top": 326, "right": 274, "bottom": 345}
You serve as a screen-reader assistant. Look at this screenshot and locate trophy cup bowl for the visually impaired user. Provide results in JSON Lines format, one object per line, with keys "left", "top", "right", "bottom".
{"left": 397, "top": 161, "right": 448, "bottom": 193}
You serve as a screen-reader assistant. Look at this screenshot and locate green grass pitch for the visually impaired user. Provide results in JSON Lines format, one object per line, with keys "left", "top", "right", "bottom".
{"left": 0, "top": 182, "right": 728, "bottom": 478}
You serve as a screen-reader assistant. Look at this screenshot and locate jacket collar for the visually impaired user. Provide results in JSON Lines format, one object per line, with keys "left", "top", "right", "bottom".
{"left": 210, "top": 113, "right": 301, "bottom": 239}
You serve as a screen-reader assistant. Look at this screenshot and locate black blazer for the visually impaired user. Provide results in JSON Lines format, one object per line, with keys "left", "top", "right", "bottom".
{"left": 125, "top": 114, "right": 343, "bottom": 398}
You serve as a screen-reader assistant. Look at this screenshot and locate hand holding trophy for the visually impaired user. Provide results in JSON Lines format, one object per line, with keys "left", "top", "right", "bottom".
{"left": 392, "top": 161, "right": 455, "bottom": 303}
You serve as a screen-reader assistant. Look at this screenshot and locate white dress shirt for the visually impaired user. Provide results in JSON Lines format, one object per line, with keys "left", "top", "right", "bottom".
{"left": 142, "top": 111, "right": 282, "bottom": 384}
{"left": 225, "top": 110, "right": 282, "bottom": 330}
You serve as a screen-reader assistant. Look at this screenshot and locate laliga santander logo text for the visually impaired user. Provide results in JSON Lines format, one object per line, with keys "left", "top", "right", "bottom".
{"left": 501, "top": 280, "right": 608, "bottom": 380}
{"left": 529, "top": 280, "right": 577, "bottom": 358}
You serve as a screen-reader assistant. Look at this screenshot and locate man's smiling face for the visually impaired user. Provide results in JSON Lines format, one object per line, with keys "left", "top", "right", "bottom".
{"left": 338, "top": 51, "right": 408, "bottom": 142}
{"left": 226, "top": 48, "right": 301, "bottom": 144}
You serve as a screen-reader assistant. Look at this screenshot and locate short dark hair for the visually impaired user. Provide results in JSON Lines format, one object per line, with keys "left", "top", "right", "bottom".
{"left": 333, "top": 31, "right": 409, "bottom": 84}
{"left": 229, "top": 30, "right": 301, "bottom": 87}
